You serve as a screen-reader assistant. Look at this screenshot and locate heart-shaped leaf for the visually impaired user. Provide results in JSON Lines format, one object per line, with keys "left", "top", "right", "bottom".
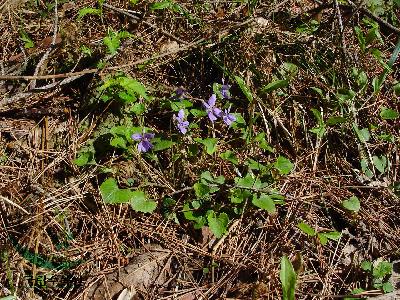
{"left": 130, "top": 191, "right": 157, "bottom": 213}
{"left": 252, "top": 194, "right": 276, "bottom": 213}
{"left": 342, "top": 196, "right": 360, "bottom": 212}
{"left": 207, "top": 211, "right": 229, "bottom": 238}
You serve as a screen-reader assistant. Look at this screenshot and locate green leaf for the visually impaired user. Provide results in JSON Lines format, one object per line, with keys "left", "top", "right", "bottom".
{"left": 234, "top": 75, "right": 253, "bottom": 102}
{"left": 380, "top": 107, "right": 399, "bottom": 120}
{"left": 207, "top": 211, "right": 229, "bottom": 238}
{"left": 190, "top": 108, "right": 207, "bottom": 117}
{"left": 336, "top": 89, "right": 356, "bottom": 103}
{"left": 297, "top": 222, "right": 316, "bottom": 236}
{"left": 361, "top": 158, "right": 374, "bottom": 178}
{"left": 100, "top": 178, "right": 132, "bottom": 204}
{"left": 194, "top": 138, "right": 218, "bottom": 155}
{"left": 252, "top": 193, "right": 276, "bottom": 213}
{"left": 118, "top": 77, "right": 148, "bottom": 100}
{"left": 150, "top": 0, "right": 172, "bottom": 10}
{"left": 373, "top": 155, "right": 387, "bottom": 173}
{"left": 326, "top": 116, "right": 347, "bottom": 125}
{"left": 354, "top": 26, "right": 366, "bottom": 52}
{"left": 170, "top": 100, "right": 192, "bottom": 111}
{"left": 318, "top": 231, "right": 341, "bottom": 245}
{"left": 131, "top": 103, "right": 146, "bottom": 115}
{"left": 274, "top": 156, "right": 294, "bottom": 175}
{"left": 235, "top": 174, "right": 256, "bottom": 189}
{"left": 342, "top": 196, "right": 360, "bottom": 212}
{"left": 103, "top": 32, "right": 120, "bottom": 55}
{"left": 130, "top": 191, "right": 157, "bottom": 213}
{"left": 220, "top": 150, "right": 238, "bottom": 164}
{"left": 310, "top": 126, "right": 326, "bottom": 138}
{"left": 230, "top": 189, "right": 251, "bottom": 204}
{"left": 0, "top": 296, "right": 17, "bottom": 300}
{"left": 393, "top": 82, "right": 400, "bottom": 96}
{"left": 280, "top": 256, "right": 297, "bottom": 300}
{"left": 20, "top": 30, "right": 34, "bottom": 48}
{"left": 110, "top": 136, "right": 127, "bottom": 149}
{"left": 77, "top": 7, "right": 101, "bottom": 20}
{"left": 382, "top": 282, "right": 394, "bottom": 293}
{"left": 361, "top": 260, "right": 373, "bottom": 272}
{"left": 73, "top": 151, "right": 93, "bottom": 166}
{"left": 373, "top": 261, "right": 392, "bottom": 278}
{"left": 193, "top": 182, "right": 210, "bottom": 198}
{"left": 354, "top": 126, "right": 370, "bottom": 142}
{"left": 152, "top": 138, "right": 175, "bottom": 151}
{"left": 261, "top": 79, "right": 288, "bottom": 93}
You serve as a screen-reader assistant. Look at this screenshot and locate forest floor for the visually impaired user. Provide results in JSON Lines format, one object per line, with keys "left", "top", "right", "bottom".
{"left": 0, "top": 0, "right": 399, "bottom": 299}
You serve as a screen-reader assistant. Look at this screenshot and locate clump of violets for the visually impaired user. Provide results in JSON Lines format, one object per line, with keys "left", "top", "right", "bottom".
{"left": 131, "top": 132, "right": 155, "bottom": 153}
{"left": 174, "top": 109, "right": 189, "bottom": 134}
{"left": 203, "top": 94, "right": 222, "bottom": 122}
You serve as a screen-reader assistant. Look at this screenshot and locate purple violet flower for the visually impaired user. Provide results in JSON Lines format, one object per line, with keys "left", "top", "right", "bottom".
{"left": 203, "top": 94, "right": 222, "bottom": 122}
{"left": 221, "top": 80, "right": 231, "bottom": 99}
{"left": 131, "top": 132, "right": 155, "bottom": 152}
{"left": 220, "top": 107, "right": 236, "bottom": 126}
{"left": 174, "top": 109, "right": 189, "bottom": 134}
{"left": 176, "top": 87, "right": 185, "bottom": 98}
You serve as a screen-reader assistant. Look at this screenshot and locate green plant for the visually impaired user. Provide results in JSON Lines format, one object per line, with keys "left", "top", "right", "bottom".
{"left": 361, "top": 260, "right": 394, "bottom": 293}
{"left": 280, "top": 256, "right": 297, "bottom": 300}
{"left": 297, "top": 222, "right": 341, "bottom": 245}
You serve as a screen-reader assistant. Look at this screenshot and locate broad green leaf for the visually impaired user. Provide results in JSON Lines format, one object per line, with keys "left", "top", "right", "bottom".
{"left": 382, "top": 282, "right": 394, "bottom": 293}
{"left": 0, "top": 296, "right": 17, "bottom": 300}
{"left": 261, "top": 79, "right": 288, "bottom": 93}
{"left": 326, "top": 116, "right": 347, "bottom": 125}
{"left": 336, "top": 89, "right": 356, "bottom": 103}
{"left": 274, "top": 156, "right": 294, "bottom": 175}
{"left": 252, "top": 194, "right": 276, "bottom": 213}
{"left": 230, "top": 189, "right": 251, "bottom": 204}
{"left": 234, "top": 75, "right": 253, "bottom": 102}
{"left": 118, "top": 77, "right": 148, "bottom": 100}
{"left": 207, "top": 211, "right": 229, "bottom": 238}
{"left": 255, "top": 132, "right": 274, "bottom": 152}
{"left": 220, "top": 150, "right": 238, "bottom": 164}
{"left": 77, "top": 7, "right": 101, "bottom": 20}
{"left": 354, "top": 126, "right": 370, "bottom": 142}
{"left": 373, "top": 261, "right": 392, "bottom": 278}
{"left": 170, "top": 100, "right": 192, "bottom": 111}
{"left": 318, "top": 231, "right": 341, "bottom": 245}
{"left": 130, "top": 191, "right": 157, "bottom": 213}
{"left": 235, "top": 174, "right": 255, "bottom": 189}
{"left": 110, "top": 136, "right": 127, "bottom": 149}
{"left": 152, "top": 138, "right": 175, "bottom": 151}
{"left": 100, "top": 178, "right": 132, "bottom": 204}
{"left": 193, "top": 182, "right": 210, "bottom": 198}
{"left": 297, "top": 222, "right": 316, "bottom": 236}
{"left": 194, "top": 138, "right": 218, "bottom": 155}
{"left": 380, "top": 107, "right": 399, "bottom": 120}
{"left": 150, "top": 0, "right": 172, "bottom": 10}
{"left": 246, "top": 159, "right": 268, "bottom": 172}
{"left": 190, "top": 108, "right": 207, "bottom": 117}
{"left": 342, "top": 196, "right": 360, "bottom": 212}
{"left": 131, "top": 103, "right": 146, "bottom": 115}
{"left": 373, "top": 155, "right": 387, "bottom": 173}
{"left": 280, "top": 256, "right": 297, "bottom": 300}
{"left": 361, "top": 260, "right": 373, "bottom": 272}
{"left": 73, "top": 151, "right": 93, "bottom": 166}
